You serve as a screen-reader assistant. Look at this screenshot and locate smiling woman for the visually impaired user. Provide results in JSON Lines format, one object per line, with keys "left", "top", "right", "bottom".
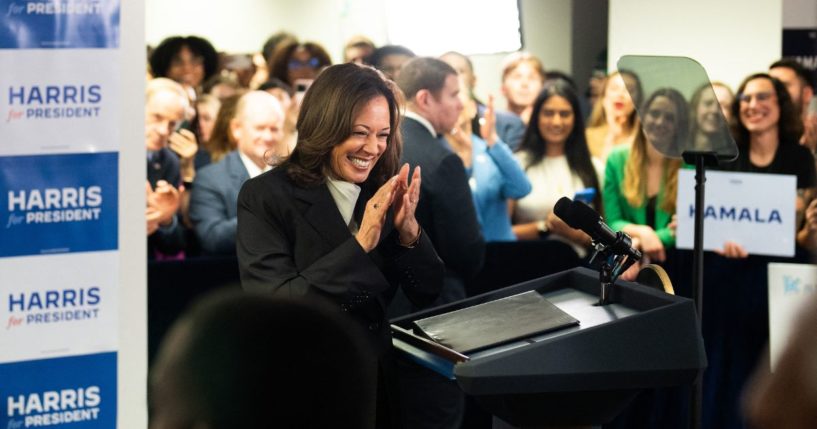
{"left": 235, "top": 63, "right": 444, "bottom": 428}
{"left": 602, "top": 88, "right": 685, "bottom": 275}
{"left": 329, "top": 96, "right": 391, "bottom": 184}
{"left": 511, "top": 80, "right": 601, "bottom": 255}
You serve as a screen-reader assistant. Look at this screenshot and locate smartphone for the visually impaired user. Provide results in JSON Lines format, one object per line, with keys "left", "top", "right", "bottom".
{"left": 574, "top": 188, "right": 596, "bottom": 204}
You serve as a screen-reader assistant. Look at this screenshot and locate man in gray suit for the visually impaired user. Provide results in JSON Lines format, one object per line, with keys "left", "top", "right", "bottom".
{"left": 393, "top": 57, "right": 486, "bottom": 429}
{"left": 190, "top": 91, "right": 285, "bottom": 255}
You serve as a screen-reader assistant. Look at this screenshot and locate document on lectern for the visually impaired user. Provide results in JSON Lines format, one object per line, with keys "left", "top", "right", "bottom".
{"left": 412, "top": 291, "right": 579, "bottom": 353}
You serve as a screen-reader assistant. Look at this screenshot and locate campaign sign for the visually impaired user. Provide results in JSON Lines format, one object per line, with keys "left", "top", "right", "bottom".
{"left": 0, "top": 352, "right": 116, "bottom": 428}
{"left": 676, "top": 170, "right": 796, "bottom": 257}
{"left": 0, "top": 0, "right": 119, "bottom": 49}
{"left": 767, "top": 263, "right": 817, "bottom": 370}
{"left": 0, "top": 50, "right": 120, "bottom": 156}
{"left": 0, "top": 252, "right": 117, "bottom": 364}
{"left": 0, "top": 152, "right": 117, "bottom": 257}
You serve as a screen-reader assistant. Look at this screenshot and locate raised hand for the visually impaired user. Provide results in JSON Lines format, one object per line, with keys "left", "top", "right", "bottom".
{"left": 146, "top": 180, "right": 180, "bottom": 226}
{"left": 146, "top": 206, "right": 162, "bottom": 235}
{"left": 356, "top": 176, "right": 397, "bottom": 252}
{"left": 169, "top": 129, "right": 198, "bottom": 161}
{"left": 392, "top": 163, "right": 421, "bottom": 246}
{"left": 169, "top": 129, "right": 198, "bottom": 183}
{"left": 479, "top": 94, "right": 499, "bottom": 147}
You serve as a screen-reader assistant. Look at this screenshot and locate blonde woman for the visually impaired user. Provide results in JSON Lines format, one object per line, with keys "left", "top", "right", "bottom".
{"left": 603, "top": 88, "right": 685, "bottom": 264}
{"left": 586, "top": 70, "right": 642, "bottom": 164}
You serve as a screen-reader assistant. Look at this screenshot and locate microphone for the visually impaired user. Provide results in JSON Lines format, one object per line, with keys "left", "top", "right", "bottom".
{"left": 553, "top": 197, "right": 642, "bottom": 260}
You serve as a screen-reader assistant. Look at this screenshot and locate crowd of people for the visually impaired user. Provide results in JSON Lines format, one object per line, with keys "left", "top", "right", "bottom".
{"left": 144, "top": 31, "right": 817, "bottom": 429}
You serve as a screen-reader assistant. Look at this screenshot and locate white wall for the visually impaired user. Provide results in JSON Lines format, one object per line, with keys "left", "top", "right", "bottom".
{"left": 609, "top": 0, "right": 782, "bottom": 91}
{"left": 145, "top": 0, "right": 817, "bottom": 97}
{"left": 144, "top": 0, "right": 573, "bottom": 109}
{"left": 145, "top": 0, "right": 389, "bottom": 63}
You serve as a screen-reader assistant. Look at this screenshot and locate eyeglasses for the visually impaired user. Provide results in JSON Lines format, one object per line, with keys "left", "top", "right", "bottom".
{"left": 288, "top": 57, "right": 320, "bottom": 70}
{"left": 738, "top": 91, "right": 775, "bottom": 104}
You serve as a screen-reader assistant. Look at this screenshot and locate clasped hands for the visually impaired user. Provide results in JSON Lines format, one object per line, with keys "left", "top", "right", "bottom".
{"left": 356, "top": 164, "right": 421, "bottom": 252}
{"left": 146, "top": 180, "right": 180, "bottom": 235}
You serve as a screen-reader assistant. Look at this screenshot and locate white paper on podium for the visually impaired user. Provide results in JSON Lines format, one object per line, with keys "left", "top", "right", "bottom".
{"left": 767, "top": 263, "right": 817, "bottom": 370}
{"left": 676, "top": 170, "right": 796, "bottom": 257}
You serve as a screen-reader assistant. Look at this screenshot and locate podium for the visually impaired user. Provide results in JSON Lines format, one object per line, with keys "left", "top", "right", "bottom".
{"left": 391, "top": 267, "right": 706, "bottom": 427}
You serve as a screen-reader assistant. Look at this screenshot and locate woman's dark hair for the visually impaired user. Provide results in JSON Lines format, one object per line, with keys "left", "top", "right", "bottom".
{"left": 731, "top": 73, "right": 803, "bottom": 147}
{"left": 364, "top": 45, "right": 416, "bottom": 69}
{"left": 261, "top": 31, "right": 298, "bottom": 66}
{"left": 280, "top": 63, "right": 402, "bottom": 188}
{"left": 269, "top": 40, "right": 332, "bottom": 86}
{"left": 518, "top": 80, "right": 601, "bottom": 209}
{"left": 257, "top": 78, "right": 294, "bottom": 96}
{"left": 149, "top": 35, "right": 219, "bottom": 84}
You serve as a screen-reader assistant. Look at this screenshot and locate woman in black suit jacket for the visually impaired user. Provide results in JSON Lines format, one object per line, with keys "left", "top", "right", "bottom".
{"left": 236, "top": 63, "right": 444, "bottom": 428}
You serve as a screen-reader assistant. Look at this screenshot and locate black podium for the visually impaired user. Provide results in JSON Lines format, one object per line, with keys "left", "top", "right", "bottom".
{"left": 391, "top": 267, "right": 706, "bottom": 427}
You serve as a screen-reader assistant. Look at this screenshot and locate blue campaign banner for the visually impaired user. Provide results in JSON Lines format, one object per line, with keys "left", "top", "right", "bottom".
{"left": 0, "top": 352, "right": 116, "bottom": 428}
{"left": 0, "top": 0, "right": 119, "bottom": 49}
{"left": 0, "top": 152, "right": 118, "bottom": 257}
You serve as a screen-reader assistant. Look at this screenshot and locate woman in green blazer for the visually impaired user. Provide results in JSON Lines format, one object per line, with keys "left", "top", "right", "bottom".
{"left": 603, "top": 88, "right": 685, "bottom": 265}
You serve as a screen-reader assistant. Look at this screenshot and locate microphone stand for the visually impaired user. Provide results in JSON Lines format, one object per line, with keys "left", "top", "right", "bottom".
{"left": 589, "top": 232, "right": 640, "bottom": 305}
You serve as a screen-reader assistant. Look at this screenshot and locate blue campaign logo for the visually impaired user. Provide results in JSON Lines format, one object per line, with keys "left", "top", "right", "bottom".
{"left": 687, "top": 204, "right": 783, "bottom": 224}
{"left": 0, "top": 352, "right": 116, "bottom": 428}
{"left": 0, "top": 0, "right": 120, "bottom": 49}
{"left": 5, "top": 83, "right": 104, "bottom": 123}
{"left": 5, "top": 286, "right": 102, "bottom": 331}
{"left": 0, "top": 152, "right": 118, "bottom": 257}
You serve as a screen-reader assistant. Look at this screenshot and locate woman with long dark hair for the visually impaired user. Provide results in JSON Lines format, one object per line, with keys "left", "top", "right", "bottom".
{"left": 720, "top": 73, "right": 815, "bottom": 256}
{"left": 702, "top": 73, "right": 816, "bottom": 429}
{"left": 511, "top": 80, "right": 602, "bottom": 255}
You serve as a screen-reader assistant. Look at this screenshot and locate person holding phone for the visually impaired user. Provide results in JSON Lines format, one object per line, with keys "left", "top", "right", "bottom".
{"left": 511, "top": 81, "right": 603, "bottom": 256}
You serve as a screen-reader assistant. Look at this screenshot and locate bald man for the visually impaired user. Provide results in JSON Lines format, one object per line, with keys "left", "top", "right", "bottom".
{"left": 145, "top": 78, "right": 189, "bottom": 257}
{"left": 189, "top": 91, "right": 285, "bottom": 255}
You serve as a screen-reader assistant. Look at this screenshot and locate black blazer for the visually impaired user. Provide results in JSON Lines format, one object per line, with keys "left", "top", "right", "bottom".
{"left": 400, "top": 117, "right": 486, "bottom": 283}
{"left": 236, "top": 166, "right": 444, "bottom": 352}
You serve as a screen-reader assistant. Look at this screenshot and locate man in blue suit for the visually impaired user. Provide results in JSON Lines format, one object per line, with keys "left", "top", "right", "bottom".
{"left": 189, "top": 91, "right": 285, "bottom": 255}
